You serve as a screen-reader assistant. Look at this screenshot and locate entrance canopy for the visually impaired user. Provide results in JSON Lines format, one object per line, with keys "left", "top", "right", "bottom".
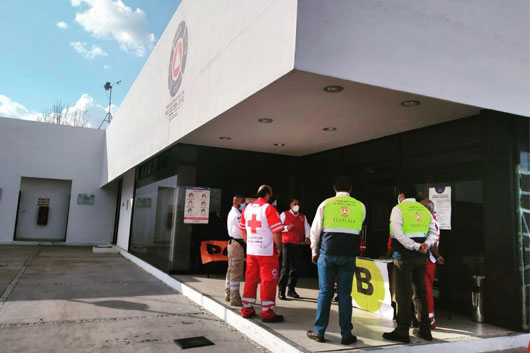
{"left": 179, "top": 70, "right": 479, "bottom": 156}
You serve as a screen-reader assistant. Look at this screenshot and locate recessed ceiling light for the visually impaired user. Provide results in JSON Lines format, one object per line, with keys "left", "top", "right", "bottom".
{"left": 273, "top": 143, "right": 285, "bottom": 147}
{"left": 323, "top": 85, "right": 343, "bottom": 93}
{"left": 258, "top": 118, "right": 273, "bottom": 123}
{"left": 401, "top": 100, "right": 420, "bottom": 107}
{"left": 323, "top": 127, "right": 337, "bottom": 131}
{"left": 219, "top": 136, "right": 231, "bottom": 140}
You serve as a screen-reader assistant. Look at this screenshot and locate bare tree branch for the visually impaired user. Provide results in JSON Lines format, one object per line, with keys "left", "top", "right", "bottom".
{"left": 37, "top": 100, "right": 88, "bottom": 127}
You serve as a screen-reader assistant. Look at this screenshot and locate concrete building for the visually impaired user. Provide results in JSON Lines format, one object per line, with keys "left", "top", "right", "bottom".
{"left": 1, "top": 0, "right": 529, "bottom": 334}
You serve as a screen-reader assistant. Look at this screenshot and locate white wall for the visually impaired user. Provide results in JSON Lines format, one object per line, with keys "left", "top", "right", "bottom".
{"left": 0, "top": 117, "right": 116, "bottom": 244}
{"left": 16, "top": 177, "right": 72, "bottom": 240}
{"left": 105, "top": 0, "right": 298, "bottom": 182}
{"left": 116, "top": 169, "right": 135, "bottom": 250}
{"left": 295, "top": 0, "right": 530, "bottom": 117}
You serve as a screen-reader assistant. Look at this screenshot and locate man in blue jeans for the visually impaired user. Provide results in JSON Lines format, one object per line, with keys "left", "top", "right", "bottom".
{"left": 307, "top": 176, "right": 366, "bottom": 345}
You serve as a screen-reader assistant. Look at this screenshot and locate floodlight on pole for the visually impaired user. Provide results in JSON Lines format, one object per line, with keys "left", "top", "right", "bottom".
{"left": 98, "top": 80, "right": 121, "bottom": 129}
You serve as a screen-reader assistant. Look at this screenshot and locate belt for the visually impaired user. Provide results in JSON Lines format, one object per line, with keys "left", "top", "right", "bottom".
{"left": 229, "top": 237, "right": 246, "bottom": 248}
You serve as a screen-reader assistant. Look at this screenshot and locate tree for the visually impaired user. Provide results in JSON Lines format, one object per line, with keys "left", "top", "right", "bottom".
{"left": 38, "top": 100, "right": 89, "bottom": 127}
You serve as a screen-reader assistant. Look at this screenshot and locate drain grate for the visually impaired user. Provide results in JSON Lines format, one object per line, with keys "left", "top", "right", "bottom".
{"left": 174, "top": 336, "right": 214, "bottom": 349}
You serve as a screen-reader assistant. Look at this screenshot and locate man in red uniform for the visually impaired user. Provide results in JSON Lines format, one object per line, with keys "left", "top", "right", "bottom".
{"left": 419, "top": 198, "right": 443, "bottom": 329}
{"left": 278, "top": 198, "right": 311, "bottom": 300}
{"left": 240, "top": 185, "right": 285, "bottom": 322}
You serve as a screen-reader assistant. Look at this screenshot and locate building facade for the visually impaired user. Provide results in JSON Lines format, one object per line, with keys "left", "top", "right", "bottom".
{"left": 1, "top": 0, "right": 529, "bottom": 332}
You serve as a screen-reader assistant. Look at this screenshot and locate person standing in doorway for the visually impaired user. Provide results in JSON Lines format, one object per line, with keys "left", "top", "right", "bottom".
{"left": 239, "top": 185, "right": 285, "bottom": 322}
{"left": 278, "top": 198, "right": 311, "bottom": 300}
{"left": 383, "top": 184, "right": 439, "bottom": 343}
{"left": 224, "top": 194, "right": 246, "bottom": 306}
{"left": 307, "top": 176, "right": 366, "bottom": 345}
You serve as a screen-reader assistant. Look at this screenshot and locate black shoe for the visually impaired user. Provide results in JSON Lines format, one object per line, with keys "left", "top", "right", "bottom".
{"left": 382, "top": 331, "right": 410, "bottom": 343}
{"left": 333, "top": 295, "right": 339, "bottom": 302}
{"left": 287, "top": 289, "right": 300, "bottom": 299}
{"left": 341, "top": 335, "right": 357, "bottom": 345}
{"left": 261, "top": 314, "right": 284, "bottom": 323}
{"left": 278, "top": 292, "right": 287, "bottom": 300}
{"left": 306, "top": 330, "right": 325, "bottom": 343}
{"left": 412, "top": 328, "right": 433, "bottom": 341}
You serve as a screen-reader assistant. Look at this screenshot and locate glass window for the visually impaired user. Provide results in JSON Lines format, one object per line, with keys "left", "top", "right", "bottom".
{"left": 130, "top": 175, "right": 178, "bottom": 271}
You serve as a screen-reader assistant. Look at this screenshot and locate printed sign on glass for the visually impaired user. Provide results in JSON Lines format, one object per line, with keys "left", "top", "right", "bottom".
{"left": 429, "top": 186, "right": 452, "bottom": 230}
{"left": 184, "top": 187, "right": 210, "bottom": 224}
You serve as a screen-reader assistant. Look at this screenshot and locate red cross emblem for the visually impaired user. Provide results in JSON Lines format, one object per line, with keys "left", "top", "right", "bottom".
{"left": 415, "top": 213, "right": 422, "bottom": 221}
{"left": 248, "top": 214, "right": 262, "bottom": 234}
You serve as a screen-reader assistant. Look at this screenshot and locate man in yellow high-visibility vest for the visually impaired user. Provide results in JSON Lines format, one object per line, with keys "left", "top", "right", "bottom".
{"left": 307, "top": 176, "right": 365, "bottom": 345}
{"left": 383, "top": 184, "right": 439, "bottom": 343}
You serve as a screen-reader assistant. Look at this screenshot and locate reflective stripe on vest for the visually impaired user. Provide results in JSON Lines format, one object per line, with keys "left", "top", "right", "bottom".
{"left": 390, "top": 201, "right": 430, "bottom": 237}
{"left": 322, "top": 195, "right": 364, "bottom": 234}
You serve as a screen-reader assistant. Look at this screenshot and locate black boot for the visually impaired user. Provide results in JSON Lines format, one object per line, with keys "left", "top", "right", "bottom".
{"left": 287, "top": 288, "right": 300, "bottom": 299}
{"left": 278, "top": 288, "right": 287, "bottom": 300}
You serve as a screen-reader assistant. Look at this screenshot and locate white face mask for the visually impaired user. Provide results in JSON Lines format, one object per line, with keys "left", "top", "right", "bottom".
{"left": 397, "top": 197, "right": 401, "bottom": 204}
{"left": 292, "top": 205, "right": 300, "bottom": 213}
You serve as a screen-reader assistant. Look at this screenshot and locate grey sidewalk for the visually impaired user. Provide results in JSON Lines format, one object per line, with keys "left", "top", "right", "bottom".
{"left": 0, "top": 245, "right": 267, "bottom": 353}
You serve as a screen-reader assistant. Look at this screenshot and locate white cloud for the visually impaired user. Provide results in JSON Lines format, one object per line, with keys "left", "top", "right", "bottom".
{"left": 0, "top": 94, "right": 118, "bottom": 129}
{"left": 70, "top": 41, "right": 108, "bottom": 59}
{"left": 0, "top": 95, "right": 43, "bottom": 121}
{"left": 57, "top": 21, "right": 68, "bottom": 29}
{"left": 71, "top": 0, "right": 155, "bottom": 57}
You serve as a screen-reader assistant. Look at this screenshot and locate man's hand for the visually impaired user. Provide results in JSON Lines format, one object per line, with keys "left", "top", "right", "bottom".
{"left": 418, "top": 243, "right": 429, "bottom": 254}
{"left": 312, "top": 254, "right": 319, "bottom": 264}
{"left": 273, "top": 232, "right": 282, "bottom": 256}
{"left": 305, "top": 238, "right": 311, "bottom": 245}
{"left": 286, "top": 224, "right": 294, "bottom": 231}
{"left": 437, "top": 255, "right": 445, "bottom": 265}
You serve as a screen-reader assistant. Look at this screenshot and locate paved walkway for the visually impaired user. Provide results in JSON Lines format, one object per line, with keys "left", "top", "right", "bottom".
{"left": 174, "top": 273, "right": 526, "bottom": 352}
{"left": 0, "top": 245, "right": 268, "bottom": 353}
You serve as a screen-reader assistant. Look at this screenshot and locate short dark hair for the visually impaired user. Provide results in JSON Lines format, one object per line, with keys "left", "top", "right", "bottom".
{"left": 334, "top": 175, "right": 351, "bottom": 192}
{"left": 397, "top": 183, "right": 417, "bottom": 199}
{"left": 289, "top": 197, "right": 299, "bottom": 204}
{"left": 257, "top": 185, "right": 272, "bottom": 198}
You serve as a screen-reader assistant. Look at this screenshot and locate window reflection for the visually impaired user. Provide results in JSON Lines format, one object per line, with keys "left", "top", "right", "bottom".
{"left": 130, "top": 175, "right": 178, "bottom": 271}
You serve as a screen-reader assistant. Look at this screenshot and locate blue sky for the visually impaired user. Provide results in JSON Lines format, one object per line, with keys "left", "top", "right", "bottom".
{"left": 0, "top": 0, "right": 181, "bottom": 128}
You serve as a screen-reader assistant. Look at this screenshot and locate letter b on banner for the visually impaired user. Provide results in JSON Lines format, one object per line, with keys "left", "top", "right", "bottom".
{"left": 352, "top": 259, "right": 386, "bottom": 312}
{"left": 355, "top": 267, "right": 374, "bottom": 295}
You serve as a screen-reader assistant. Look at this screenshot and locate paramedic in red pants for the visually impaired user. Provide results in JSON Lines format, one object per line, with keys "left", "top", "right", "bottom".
{"left": 240, "top": 185, "right": 285, "bottom": 323}
{"left": 419, "top": 198, "right": 444, "bottom": 329}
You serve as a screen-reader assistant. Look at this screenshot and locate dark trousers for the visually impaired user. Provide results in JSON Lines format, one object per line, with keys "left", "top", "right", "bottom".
{"left": 278, "top": 243, "right": 301, "bottom": 291}
{"left": 393, "top": 257, "right": 430, "bottom": 336}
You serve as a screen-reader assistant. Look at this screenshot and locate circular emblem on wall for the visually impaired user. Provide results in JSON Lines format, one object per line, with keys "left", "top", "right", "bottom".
{"left": 340, "top": 206, "right": 350, "bottom": 217}
{"left": 168, "top": 21, "right": 188, "bottom": 97}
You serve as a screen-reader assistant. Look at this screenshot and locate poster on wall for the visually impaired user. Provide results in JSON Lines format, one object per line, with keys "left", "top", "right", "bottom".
{"left": 429, "top": 186, "right": 452, "bottom": 230}
{"left": 184, "top": 187, "right": 210, "bottom": 224}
